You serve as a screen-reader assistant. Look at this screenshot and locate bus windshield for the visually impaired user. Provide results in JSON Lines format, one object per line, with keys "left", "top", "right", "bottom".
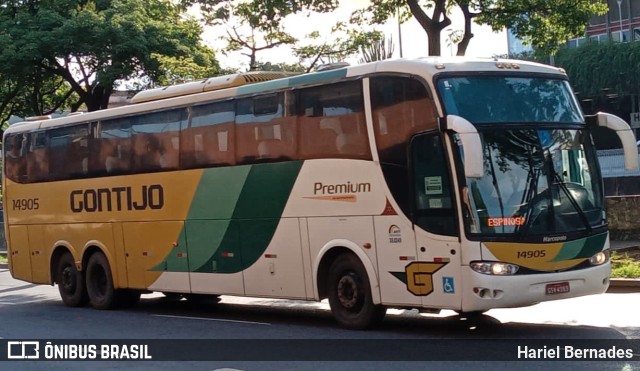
{"left": 456, "top": 128, "right": 604, "bottom": 235}
{"left": 438, "top": 76, "right": 582, "bottom": 124}
{"left": 437, "top": 75, "right": 603, "bottom": 236}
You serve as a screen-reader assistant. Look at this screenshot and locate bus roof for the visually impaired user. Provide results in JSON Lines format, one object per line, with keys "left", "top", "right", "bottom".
{"left": 3, "top": 57, "right": 566, "bottom": 136}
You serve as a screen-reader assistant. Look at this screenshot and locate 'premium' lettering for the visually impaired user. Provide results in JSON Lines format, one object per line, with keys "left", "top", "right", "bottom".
{"left": 70, "top": 185, "right": 164, "bottom": 213}
{"left": 313, "top": 181, "right": 371, "bottom": 195}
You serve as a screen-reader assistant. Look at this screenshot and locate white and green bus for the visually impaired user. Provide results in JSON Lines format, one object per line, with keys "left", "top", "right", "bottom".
{"left": 3, "top": 58, "right": 637, "bottom": 329}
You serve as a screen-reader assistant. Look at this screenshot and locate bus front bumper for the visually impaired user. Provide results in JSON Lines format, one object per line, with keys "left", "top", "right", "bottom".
{"left": 460, "top": 262, "right": 611, "bottom": 313}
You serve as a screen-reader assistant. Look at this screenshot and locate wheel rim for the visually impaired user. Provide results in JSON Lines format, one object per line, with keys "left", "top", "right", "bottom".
{"left": 337, "top": 272, "right": 362, "bottom": 311}
{"left": 60, "top": 265, "right": 76, "bottom": 293}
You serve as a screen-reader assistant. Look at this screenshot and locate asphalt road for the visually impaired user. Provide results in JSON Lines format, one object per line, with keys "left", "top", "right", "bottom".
{"left": 0, "top": 267, "right": 639, "bottom": 371}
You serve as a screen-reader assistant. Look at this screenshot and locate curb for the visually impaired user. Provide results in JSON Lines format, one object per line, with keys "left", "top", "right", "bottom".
{"left": 607, "top": 278, "right": 640, "bottom": 293}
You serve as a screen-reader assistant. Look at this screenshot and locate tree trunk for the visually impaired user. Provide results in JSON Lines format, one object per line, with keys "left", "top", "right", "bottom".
{"left": 456, "top": 2, "right": 475, "bottom": 56}
{"left": 428, "top": 31, "right": 442, "bottom": 56}
{"left": 83, "top": 85, "right": 114, "bottom": 112}
{"left": 406, "top": 0, "right": 450, "bottom": 57}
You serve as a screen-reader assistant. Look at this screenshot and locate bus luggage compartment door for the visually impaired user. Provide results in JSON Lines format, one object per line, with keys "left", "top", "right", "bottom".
{"left": 7, "top": 225, "right": 32, "bottom": 282}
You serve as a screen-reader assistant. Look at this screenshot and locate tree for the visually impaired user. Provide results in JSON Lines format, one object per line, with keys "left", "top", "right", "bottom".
{"left": 254, "top": 61, "right": 306, "bottom": 73}
{"left": 294, "top": 27, "right": 383, "bottom": 72}
{"left": 351, "top": 0, "right": 607, "bottom": 57}
{"left": 192, "top": 0, "right": 341, "bottom": 71}
{"left": 0, "top": 0, "right": 220, "bottom": 113}
{"left": 475, "top": 0, "right": 607, "bottom": 56}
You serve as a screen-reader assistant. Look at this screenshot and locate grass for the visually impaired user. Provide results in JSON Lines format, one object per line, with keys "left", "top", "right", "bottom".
{"left": 0, "top": 254, "right": 6, "bottom": 264}
{"left": 611, "top": 251, "right": 640, "bottom": 279}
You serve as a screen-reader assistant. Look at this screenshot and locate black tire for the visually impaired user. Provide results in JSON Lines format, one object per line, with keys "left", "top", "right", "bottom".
{"left": 85, "top": 252, "right": 116, "bottom": 310}
{"left": 327, "top": 253, "right": 386, "bottom": 330}
{"left": 56, "top": 252, "right": 89, "bottom": 307}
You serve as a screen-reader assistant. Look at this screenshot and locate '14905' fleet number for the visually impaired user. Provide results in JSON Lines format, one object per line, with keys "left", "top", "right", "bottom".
{"left": 517, "top": 250, "right": 546, "bottom": 259}
{"left": 12, "top": 198, "right": 40, "bottom": 211}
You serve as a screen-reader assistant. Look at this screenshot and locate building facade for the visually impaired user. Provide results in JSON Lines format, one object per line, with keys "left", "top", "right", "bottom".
{"left": 568, "top": 0, "right": 640, "bottom": 46}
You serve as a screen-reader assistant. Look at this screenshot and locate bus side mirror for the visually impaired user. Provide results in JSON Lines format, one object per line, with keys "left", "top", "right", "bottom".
{"left": 589, "top": 112, "right": 639, "bottom": 171}
{"left": 445, "top": 115, "right": 484, "bottom": 178}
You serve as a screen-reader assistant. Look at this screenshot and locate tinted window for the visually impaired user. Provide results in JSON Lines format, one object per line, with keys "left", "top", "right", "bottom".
{"left": 131, "top": 109, "right": 184, "bottom": 172}
{"left": 297, "top": 81, "right": 370, "bottom": 160}
{"left": 49, "top": 124, "right": 90, "bottom": 180}
{"left": 183, "top": 101, "right": 235, "bottom": 168}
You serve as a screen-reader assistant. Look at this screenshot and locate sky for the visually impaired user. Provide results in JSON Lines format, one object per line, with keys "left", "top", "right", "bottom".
{"left": 197, "top": 1, "right": 509, "bottom": 71}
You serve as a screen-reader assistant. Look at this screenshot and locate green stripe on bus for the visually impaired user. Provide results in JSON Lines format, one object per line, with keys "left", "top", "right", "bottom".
{"left": 232, "top": 161, "right": 303, "bottom": 219}
{"left": 552, "top": 233, "right": 607, "bottom": 261}
{"left": 236, "top": 68, "right": 348, "bottom": 95}
{"left": 154, "top": 161, "right": 303, "bottom": 274}
{"left": 187, "top": 166, "right": 251, "bottom": 220}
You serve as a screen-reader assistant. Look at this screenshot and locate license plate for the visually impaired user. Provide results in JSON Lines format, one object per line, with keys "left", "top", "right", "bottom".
{"left": 546, "top": 281, "right": 570, "bottom": 295}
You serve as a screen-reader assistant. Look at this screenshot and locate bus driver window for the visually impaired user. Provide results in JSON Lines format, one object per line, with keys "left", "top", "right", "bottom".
{"left": 411, "top": 134, "right": 456, "bottom": 236}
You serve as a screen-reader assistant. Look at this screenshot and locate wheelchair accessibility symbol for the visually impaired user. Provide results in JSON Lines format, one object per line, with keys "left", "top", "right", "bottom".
{"left": 442, "top": 277, "right": 455, "bottom": 294}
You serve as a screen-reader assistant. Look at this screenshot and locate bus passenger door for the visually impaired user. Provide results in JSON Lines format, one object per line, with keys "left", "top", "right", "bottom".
{"left": 411, "top": 133, "right": 462, "bottom": 310}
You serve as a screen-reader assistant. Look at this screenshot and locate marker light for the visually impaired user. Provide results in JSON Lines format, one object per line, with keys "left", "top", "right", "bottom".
{"left": 470, "top": 262, "right": 519, "bottom": 276}
{"left": 589, "top": 251, "right": 609, "bottom": 266}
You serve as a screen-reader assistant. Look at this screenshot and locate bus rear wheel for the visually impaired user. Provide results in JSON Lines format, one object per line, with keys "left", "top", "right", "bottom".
{"left": 86, "top": 252, "right": 116, "bottom": 310}
{"left": 56, "top": 252, "right": 88, "bottom": 307}
{"left": 327, "top": 253, "right": 386, "bottom": 330}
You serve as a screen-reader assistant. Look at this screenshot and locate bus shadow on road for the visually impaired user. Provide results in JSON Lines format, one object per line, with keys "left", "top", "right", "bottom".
{"left": 130, "top": 295, "right": 634, "bottom": 339}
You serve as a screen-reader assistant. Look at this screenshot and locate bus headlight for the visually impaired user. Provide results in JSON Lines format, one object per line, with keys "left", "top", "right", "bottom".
{"left": 470, "top": 262, "right": 519, "bottom": 275}
{"left": 589, "top": 251, "right": 609, "bottom": 266}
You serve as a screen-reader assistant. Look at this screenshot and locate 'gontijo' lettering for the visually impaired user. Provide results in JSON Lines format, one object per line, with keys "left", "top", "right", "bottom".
{"left": 70, "top": 185, "right": 164, "bottom": 212}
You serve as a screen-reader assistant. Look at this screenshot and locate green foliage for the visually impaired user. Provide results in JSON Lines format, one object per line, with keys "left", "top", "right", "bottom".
{"left": 351, "top": 0, "right": 450, "bottom": 56}
{"left": 611, "top": 251, "right": 640, "bottom": 279}
{"left": 254, "top": 61, "right": 306, "bottom": 73}
{"left": 0, "top": 0, "right": 220, "bottom": 114}
{"left": 477, "top": 0, "right": 608, "bottom": 56}
{"left": 193, "top": 0, "right": 340, "bottom": 71}
{"left": 295, "top": 26, "right": 383, "bottom": 72}
{"left": 554, "top": 42, "right": 640, "bottom": 98}
{"left": 350, "top": 0, "right": 606, "bottom": 56}
{"left": 153, "top": 51, "right": 221, "bottom": 86}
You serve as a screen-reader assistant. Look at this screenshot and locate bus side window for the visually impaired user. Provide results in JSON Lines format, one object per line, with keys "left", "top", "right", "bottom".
{"left": 100, "top": 119, "right": 132, "bottom": 175}
{"left": 4, "top": 133, "right": 28, "bottom": 183}
{"left": 371, "top": 76, "right": 439, "bottom": 217}
{"left": 26, "top": 132, "right": 49, "bottom": 182}
{"left": 183, "top": 101, "right": 236, "bottom": 169}
{"left": 235, "top": 93, "right": 294, "bottom": 164}
{"left": 131, "top": 109, "right": 184, "bottom": 173}
{"left": 48, "top": 125, "right": 90, "bottom": 180}
{"left": 297, "top": 80, "right": 370, "bottom": 160}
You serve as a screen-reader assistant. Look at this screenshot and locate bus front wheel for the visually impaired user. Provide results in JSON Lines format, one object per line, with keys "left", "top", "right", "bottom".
{"left": 56, "top": 252, "right": 88, "bottom": 307}
{"left": 86, "top": 252, "right": 116, "bottom": 310}
{"left": 327, "top": 253, "right": 385, "bottom": 330}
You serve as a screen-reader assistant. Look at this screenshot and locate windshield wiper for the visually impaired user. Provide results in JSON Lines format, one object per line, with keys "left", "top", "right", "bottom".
{"left": 514, "top": 147, "right": 540, "bottom": 236}
{"left": 549, "top": 166, "right": 592, "bottom": 232}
